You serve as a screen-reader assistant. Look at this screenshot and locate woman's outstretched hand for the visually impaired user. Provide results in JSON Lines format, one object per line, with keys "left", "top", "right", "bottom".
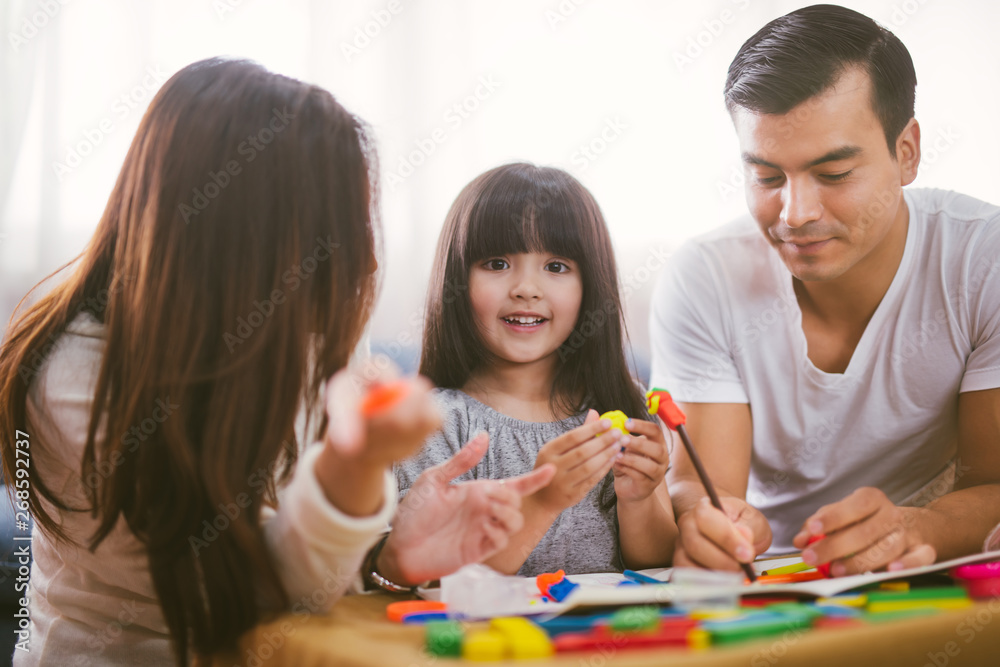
{"left": 316, "top": 361, "right": 442, "bottom": 518}
{"left": 377, "top": 433, "right": 556, "bottom": 586}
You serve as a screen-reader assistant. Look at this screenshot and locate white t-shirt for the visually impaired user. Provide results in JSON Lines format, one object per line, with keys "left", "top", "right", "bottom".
{"left": 650, "top": 188, "right": 1000, "bottom": 552}
{"left": 16, "top": 313, "right": 395, "bottom": 666}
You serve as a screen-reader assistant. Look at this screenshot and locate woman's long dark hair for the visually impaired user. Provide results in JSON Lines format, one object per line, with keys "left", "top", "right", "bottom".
{"left": 420, "top": 162, "right": 649, "bottom": 424}
{"left": 0, "top": 58, "right": 379, "bottom": 664}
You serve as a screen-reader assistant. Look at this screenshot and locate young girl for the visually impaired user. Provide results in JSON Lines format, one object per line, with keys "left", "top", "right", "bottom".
{"left": 397, "top": 163, "right": 678, "bottom": 576}
{"left": 0, "top": 60, "right": 549, "bottom": 666}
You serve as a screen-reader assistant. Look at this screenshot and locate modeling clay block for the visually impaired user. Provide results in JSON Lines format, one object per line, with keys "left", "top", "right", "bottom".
{"left": 547, "top": 578, "right": 579, "bottom": 602}
{"left": 490, "top": 617, "right": 553, "bottom": 659}
{"left": 608, "top": 606, "right": 660, "bottom": 632}
{"left": 807, "top": 534, "right": 832, "bottom": 578}
{"left": 386, "top": 600, "right": 447, "bottom": 623}
{"left": 426, "top": 620, "right": 463, "bottom": 657}
{"left": 462, "top": 629, "right": 506, "bottom": 661}
{"left": 360, "top": 380, "right": 410, "bottom": 417}
{"left": 402, "top": 612, "right": 450, "bottom": 624}
{"left": 599, "top": 410, "right": 629, "bottom": 436}
{"left": 644, "top": 389, "right": 687, "bottom": 429}
{"left": 536, "top": 570, "right": 565, "bottom": 600}
{"left": 952, "top": 561, "right": 1000, "bottom": 599}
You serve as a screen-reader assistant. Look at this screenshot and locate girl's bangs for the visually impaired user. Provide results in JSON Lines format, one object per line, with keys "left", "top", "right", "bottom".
{"left": 463, "top": 181, "right": 585, "bottom": 265}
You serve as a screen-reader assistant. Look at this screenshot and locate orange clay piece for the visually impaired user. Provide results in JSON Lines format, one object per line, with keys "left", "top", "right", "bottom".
{"left": 386, "top": 600, "right": 447, "bottom": 623}
{"left": 536, "top": 570, "right": 566, "bottom": 599}
{"left": 360, "top": 380, "right": 411, "bottom": 418}
{"left": 754, "top": 570, "right": 826, "bottom": 585}
{"left": 645, "top": 389, "right": 687, "bottom": 429}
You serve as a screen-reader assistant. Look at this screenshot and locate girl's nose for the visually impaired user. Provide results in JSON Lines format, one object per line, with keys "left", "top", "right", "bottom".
{"left": 511, "top": 275, "right": 542, "bottom": 300}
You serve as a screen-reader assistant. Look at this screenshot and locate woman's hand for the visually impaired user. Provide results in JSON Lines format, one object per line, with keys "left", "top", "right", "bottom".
{"left": 528, "top": 410, "right": 622, "bottom": 514}
{"left": 315, "top": 362, "right": 442, "bottom": 517}
{"left": 378, "top": 433, "right": 556, "bottom": 585}
{"left": 613, "top": 417, "right": 671, "bottom": 503}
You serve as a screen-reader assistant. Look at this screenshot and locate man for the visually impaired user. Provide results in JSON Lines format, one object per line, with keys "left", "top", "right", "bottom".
{"left": 650, "top": 4, "right": 1000, "bottom": 576}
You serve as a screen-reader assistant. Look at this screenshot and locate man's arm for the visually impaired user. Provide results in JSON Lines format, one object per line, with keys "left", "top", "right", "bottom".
{"left": 796, "top": 387, "right": 1000, "bottom": 574}
{"left": 922, "top": 387, "right": 1000, "bottom": 558}
{"left": 667, "top": 402, "right": 772, "bottom": 571}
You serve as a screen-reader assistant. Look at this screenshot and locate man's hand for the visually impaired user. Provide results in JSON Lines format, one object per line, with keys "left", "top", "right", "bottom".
{"left": 380, "top": 433, "right": 556, "bottom": 585}
{"left": 793, "top": 487, "right": 936, "bottom": 575}
{"left": 673, "top": 496, "right": 771, "bottom": 571}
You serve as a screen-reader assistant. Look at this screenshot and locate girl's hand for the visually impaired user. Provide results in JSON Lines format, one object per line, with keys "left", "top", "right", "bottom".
{"left": 315, "top": 362, "right": 443, "bottom": 516}
{"left": 613, "top": 417, "right": 671, "bottom": 503}
{"left": 378, "top": 433, "right": 556, "bottom": 585}
{"left": 529, "top": 410, "right": 623, "bottom": 514}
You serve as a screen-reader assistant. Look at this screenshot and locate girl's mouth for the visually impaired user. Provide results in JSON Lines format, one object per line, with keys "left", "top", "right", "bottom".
{"left": 502, "top": 316, "right": 547, "bottom": 327}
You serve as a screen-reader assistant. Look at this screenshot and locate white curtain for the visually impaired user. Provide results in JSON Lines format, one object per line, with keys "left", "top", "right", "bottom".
{"left": 2, "top": 0, "right": 998, "bottom": 358}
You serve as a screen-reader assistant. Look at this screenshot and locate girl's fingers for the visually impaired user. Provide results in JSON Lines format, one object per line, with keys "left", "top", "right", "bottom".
{"left": 564, "top": 431, "right": 623, "bottom": 472}
{"left": 612, "top": 452, "right": 660, "bottom": 481}
{"left": 573, "top": 445, "right": 618, "bottom": 490}
{"left": 620, "top": 434, "right": 668, "bottom": 464}
{"left": 546, "top": 418, "right": 615, "bottom": 455}
{"left": 623, "top": 418, "right": 667, "bottom": 442}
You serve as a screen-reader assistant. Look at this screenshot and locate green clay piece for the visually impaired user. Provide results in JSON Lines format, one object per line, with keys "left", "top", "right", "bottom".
{"left": 864, "top": 608, "right": 940, "bottom": 623}
{"left": 609, "top": 605, "right": 661, "bottom": 632}
{"left": 426, "top": 620, "right": 463, "bottom": 657}
{"left": 866, "top": 587, "right": 968, "bottom": 603}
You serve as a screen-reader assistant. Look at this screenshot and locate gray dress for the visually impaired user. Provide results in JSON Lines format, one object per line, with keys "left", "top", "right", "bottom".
{"left": 394, "top": 388, "right": 621, "bottom": 576}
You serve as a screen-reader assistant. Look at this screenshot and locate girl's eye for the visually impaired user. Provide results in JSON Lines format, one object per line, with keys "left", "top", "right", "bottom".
{"left": 545, "top": 261, "right": 570, "bottom": 273}
{"left": 822, "top": 170, "right": 853, "bottom": 182}
{"left": 484, "top": 258, "right": 509, "bottom": 271}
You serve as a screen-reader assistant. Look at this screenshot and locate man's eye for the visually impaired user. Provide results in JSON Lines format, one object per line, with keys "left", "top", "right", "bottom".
{"left": 484, "top": 259, "right": 508, "bottom": 271}
{"left": 756, "top": 175, "right": 782, "bottom": 186}
{"left": 822, "top": 170, "right": 853, "bottom": 182}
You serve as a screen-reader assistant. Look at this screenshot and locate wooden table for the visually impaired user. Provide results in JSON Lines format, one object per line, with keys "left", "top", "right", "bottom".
{"left": 213, "top": 592, "right": 1000, "bottom": 666}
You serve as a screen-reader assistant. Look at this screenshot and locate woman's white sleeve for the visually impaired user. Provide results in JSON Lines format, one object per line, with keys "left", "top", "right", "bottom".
{"left": 263, "top": 444, "right": 396, "bottom": 612}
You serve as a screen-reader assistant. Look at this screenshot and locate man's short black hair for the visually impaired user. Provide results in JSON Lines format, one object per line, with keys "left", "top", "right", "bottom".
{"left": 725, "top": 4, "right": 916, "bottom": 158}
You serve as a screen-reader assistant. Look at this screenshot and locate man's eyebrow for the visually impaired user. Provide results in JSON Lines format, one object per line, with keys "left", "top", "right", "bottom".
{"left": 742, "top": 145, "right": 863, "bottom": 170}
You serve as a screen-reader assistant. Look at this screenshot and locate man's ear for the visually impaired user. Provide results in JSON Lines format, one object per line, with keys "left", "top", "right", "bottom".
{"left": 896, "top": 118, "right": 921, "bottom": 186}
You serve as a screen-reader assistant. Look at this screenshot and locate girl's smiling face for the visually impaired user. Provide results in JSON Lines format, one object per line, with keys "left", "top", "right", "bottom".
{"left": 468, "top": 251, "right": 583, "bottom": 371}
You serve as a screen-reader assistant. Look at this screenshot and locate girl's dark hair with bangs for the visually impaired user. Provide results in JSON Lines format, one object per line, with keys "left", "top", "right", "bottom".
{"left": 420, "top": 162, "right": 649, "bottom": 423}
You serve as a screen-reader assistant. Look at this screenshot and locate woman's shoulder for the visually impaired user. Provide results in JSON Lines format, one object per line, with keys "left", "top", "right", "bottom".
{"left": 25, "top": 311, "right": 108, "bottom": 473}
{"left": 29, "top": 311, "right": 106, "bottom": 406}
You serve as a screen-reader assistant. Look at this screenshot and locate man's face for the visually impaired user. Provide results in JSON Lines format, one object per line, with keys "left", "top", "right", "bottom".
{"left": 733, "top": 68, "right": 917, "bottom": 283}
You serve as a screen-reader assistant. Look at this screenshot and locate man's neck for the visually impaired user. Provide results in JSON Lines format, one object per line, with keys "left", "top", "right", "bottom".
{"left": 795, "top": 199, "right": 910, "bottom": 328}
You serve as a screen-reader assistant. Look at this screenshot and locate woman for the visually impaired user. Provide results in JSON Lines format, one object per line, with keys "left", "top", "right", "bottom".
{"left": 0, "top": 58, "right": 551, "bottom": 666}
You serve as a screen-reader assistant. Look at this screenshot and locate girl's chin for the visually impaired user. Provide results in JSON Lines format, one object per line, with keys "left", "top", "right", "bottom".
{"left": 492, "top": 349, "right": 561, "bottom": 366}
